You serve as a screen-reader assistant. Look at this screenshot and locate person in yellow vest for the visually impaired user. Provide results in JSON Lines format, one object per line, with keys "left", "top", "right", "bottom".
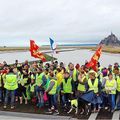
{"left": 17, "top": 68, "right": 30, "bottom": 105}
{"left": 61, "top": 71, "right": 74, "bottom": 107}
{"left": 56, "top": 68, "right": 63, "bottom": 104}
{"left": 4, "top": 68, "right": 18, "bottom": 109}
{"left": 77, "top": 71, "right": 87, "bottom": 95}
{"left": 105, "top": 73, "right": 117, "bottom": 113}
{"left": 56, "top": 68, "right": 63, "bottom": 88}
{"left": 29, "top": 75, "right": 36, "bottom": 99}
{"left": 45, "top": 72, "right": 59, "bottom": 115}
{"left": 85, "top": 71, "right": 102, "bottom": 113}
{"left": 115, "top": 72, "right": 120, "bottom": 110}
{"left": 0, "top": 73, "right": 3, "bottom": 102}
{"left": 35, "top": 68, "right": 47, "bottom": 108}
{"left": 113, "top": 67, "right": 119, "bottom": 80}
{"left": 100, "top": 68, "right": 109, "bottom": 109}
{"left": 67, "top": 63, "right": 78, "bottom": 82}
{"left": 76, "top": 71, "right": 87, "bottom": 114}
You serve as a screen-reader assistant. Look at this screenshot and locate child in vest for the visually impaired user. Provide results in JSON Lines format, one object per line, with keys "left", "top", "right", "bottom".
{"left": 45, "top": 72, "right": 59, "bottom": 115}
{"left": 105, "top": 73, "right": 117, "bottom": 113}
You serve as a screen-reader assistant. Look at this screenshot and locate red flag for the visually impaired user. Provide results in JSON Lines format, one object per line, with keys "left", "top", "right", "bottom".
{"left": 86, "top": 46, "right": 102, "bottom": 71}
{"left": 30, "top": 40, "right": 46, "bottom": 62}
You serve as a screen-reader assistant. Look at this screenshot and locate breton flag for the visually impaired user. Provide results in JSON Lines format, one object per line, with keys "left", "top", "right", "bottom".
{"left": 86, "top": 46, "right": 102, "bottom": 71}
{"left": 49, "top": 38, "right": 57, "bottom": 53}
{"left": 30, "top": 40, "right": 46, "bottom": 62}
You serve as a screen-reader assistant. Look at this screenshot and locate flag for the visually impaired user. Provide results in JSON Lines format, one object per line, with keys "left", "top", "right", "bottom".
{"left": 49, "top": 38, "right": 57, "bottom": 53}
{"left": 86, "top": 46, "right": 102, "bottom": 71}
{"left": 30, "top": 40, "right": 46, "bottom": 62}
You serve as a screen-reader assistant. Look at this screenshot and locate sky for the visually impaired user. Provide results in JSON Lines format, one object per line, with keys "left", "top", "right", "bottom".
{"left": 0, "top": 0, "right": 120, "bottom": 46}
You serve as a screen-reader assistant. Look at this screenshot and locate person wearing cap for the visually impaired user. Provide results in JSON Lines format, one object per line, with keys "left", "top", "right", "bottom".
{"left": 105, "top": 73, "right": 117, "bottom": 113}
{"left": 61, "top": 71, "right": 74, "bottom": 107}
{"left": 85, "top": 70, "right": 102, "bottom": 112}
{"left": 4, "top": 68, "right": 18, "bottom": 109}
{"left": 35, "top": 68, "right": 47, "bottom": 108}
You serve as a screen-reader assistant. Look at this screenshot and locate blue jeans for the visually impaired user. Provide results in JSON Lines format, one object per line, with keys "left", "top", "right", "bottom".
{"left": 4, "top": 90, "right": 15, "bottom": 106}
{"left": 35, "top": 86, "right": 44, "bottom": 107}
{"left": 48, "top": 94, "right": 58, "bottom": 110}
{"left": 108, "top": 94, "right": 115, "bottom": 110}
{"left": 116, "top": 92, "right": 120, "bottom": 109}
{"left": 0, "top": 88, "right": 2, "bottom": 100}
{"left": 62, "top": 93, "right": 71, "bottom": 106}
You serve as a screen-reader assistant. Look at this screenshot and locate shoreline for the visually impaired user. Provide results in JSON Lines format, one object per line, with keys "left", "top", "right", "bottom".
{"left": 0, "top": 46, "right": 120, "bottom": 54}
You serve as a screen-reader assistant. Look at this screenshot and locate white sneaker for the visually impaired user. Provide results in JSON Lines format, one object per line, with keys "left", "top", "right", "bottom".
{"left": 3, "top": 105, "right": 7, "bottom": 109}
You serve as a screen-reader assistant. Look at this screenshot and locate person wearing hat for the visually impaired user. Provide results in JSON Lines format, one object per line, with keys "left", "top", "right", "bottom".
{"left": 4, "top": 68, "right": 18, "bottom": 109}
{"left": 105, "top": 73, "right": 117, "bottom": 113}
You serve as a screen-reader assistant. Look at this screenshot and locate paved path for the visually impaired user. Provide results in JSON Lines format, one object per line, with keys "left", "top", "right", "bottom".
{"left": 0, "top": 110, "right": 120, "bottom": 120}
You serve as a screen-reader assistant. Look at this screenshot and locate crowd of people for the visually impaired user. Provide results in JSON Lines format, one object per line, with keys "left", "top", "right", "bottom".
{"left": 0, "top": 60, "right": 120, "bottom": 115}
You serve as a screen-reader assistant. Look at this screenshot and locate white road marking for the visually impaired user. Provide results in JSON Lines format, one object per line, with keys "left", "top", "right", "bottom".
{"left": 88, "top": 112, "right": 98, "bottom": 120}
{"left": 112, "top": 110, "right": 120, "bottom": 120}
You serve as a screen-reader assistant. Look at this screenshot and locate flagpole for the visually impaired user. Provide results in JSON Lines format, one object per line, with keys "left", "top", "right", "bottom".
{"left": 51, "top": 51, "right": 54, "bottom": 63}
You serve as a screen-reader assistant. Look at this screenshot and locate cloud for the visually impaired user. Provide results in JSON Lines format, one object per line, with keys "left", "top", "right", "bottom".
{"left": 0, "top": 0, "right": 120, "bottom": 46}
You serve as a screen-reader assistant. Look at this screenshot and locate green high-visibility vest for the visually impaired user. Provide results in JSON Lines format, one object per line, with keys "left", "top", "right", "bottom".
{"left": 48, "top": 79, "right": 57, "bottom": 95}
{"left": 88, "top": 78, "right": 98, "bottom": 93}
{"left": 77, "top": 76, "right": 86, "bottom": 92}
{"left": 36, "top": 73, "right": 44, "bottom": 86}
{"left": 106, "top": 79, "right": 116, "bottom": 94}
{"left": 19, "top": 75, "right": 28, "bottom": 86}
{"left": 62, "top": 78, "right": 72, "bottom": 93}
{"left": 0, "top": 74, "right": 2, "bottom": 87}
{"left": 71, "top": 99, "right": 78, "bottom": 107}
{"left": 30, "top": 83, "right": 36, "bottom": 92}
{"left": 67, "top": 69, "right": 77, "bottom": 81}
{"left": 117, "top": 76, "right": 120, "bottom": 92}
{"left": 2, "top": 73, "right": 6, "bottom": 84}
{"left": 4, "top": 73, "right": 18, "bottom": 90}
